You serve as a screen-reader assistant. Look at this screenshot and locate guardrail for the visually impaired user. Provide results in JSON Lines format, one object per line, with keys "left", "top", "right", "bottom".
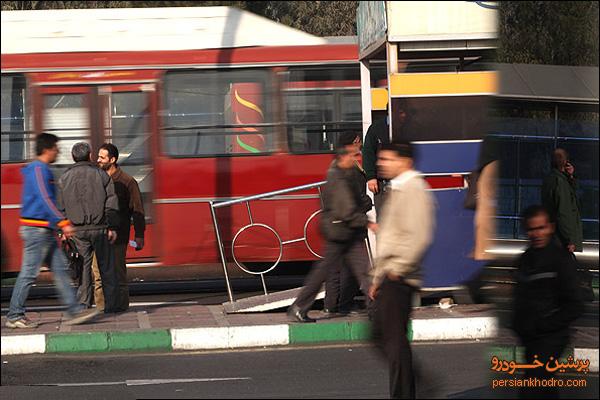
{"left": 209, "top": 181, "right": 327, "bottom": 303}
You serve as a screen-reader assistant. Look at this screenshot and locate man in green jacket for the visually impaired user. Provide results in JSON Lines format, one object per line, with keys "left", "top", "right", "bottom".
{"left": 541, "top": 148, "right": 583, "bottom": 252}
{"left": 541, "top": 148, "right": 594, "bottom": 302}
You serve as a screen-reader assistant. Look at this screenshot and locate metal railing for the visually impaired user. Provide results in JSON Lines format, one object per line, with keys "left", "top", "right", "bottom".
{"left": 209, "top": 181, "right": 326, "bottom": 303}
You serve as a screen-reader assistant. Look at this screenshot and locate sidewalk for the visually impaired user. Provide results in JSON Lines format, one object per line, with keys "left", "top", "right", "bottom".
{"left": 2, "top": 302, "right": 598, "bottom": 372}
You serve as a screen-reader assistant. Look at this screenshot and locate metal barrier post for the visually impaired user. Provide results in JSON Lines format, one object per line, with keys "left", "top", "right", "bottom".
{"left": 210, "top": 181, "right": 326, "bottom": 306}
{"left": 259, "top": 273, "right": 268, "bottom": 296}
{"left": 365, "top": 236, "right": 374, "bottom": 269}
{"left": 210, "top": 201, "right": 234, "bottom": 303}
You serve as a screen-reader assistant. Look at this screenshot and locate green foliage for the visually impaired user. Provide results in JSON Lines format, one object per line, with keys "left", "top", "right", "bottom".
{"left": 248, "top": 1, "right": 358, "bottom": 36}
{"left": 498, "top": 1, "right": 599, "bottom": 66}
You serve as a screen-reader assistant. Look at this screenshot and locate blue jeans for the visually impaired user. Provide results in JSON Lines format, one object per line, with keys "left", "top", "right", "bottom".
{"left": 7, "top": 226, "right": 81, "bottom": 321}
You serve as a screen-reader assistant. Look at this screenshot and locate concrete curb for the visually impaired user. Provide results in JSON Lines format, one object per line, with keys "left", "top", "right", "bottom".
{"left": 1, "top": 316, "right": 597, "bottom": 373}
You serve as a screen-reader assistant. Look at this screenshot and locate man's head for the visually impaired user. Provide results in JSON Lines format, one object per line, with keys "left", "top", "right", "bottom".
{"left": 71, "top": 142, "right": 91, "bottom": 163}
{"left": 97, "top": 143, "right": 119, "bottom": 171}
{"left": 551, "top": 148, "right": 569, "bottom": 172}
{"left": 35, "top": 133, "right": 59, "bottom": 163}
{"left": 335, "top": 132, "right": 361, "bottom": 169}
{"left": 522, "top": 205, "right": 555, "bottom": 249}
{"left": 377, "top": 142, "right": 414, "bottom": 179}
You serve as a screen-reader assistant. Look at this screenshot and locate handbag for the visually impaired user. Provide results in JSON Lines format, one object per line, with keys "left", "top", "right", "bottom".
{"left": 61, "top": 238, "right": 83, "bottom": 281}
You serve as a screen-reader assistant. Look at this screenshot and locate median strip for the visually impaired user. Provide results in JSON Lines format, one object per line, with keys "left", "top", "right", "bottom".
{"left": 1, "top": 317, "right": 595, "bottom": 360}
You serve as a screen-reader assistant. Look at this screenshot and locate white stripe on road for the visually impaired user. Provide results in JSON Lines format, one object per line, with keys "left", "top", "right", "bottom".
{"left": 1, "top": 334, "right": 45, "bottom": 355}
{"left": 171, "top": 325, "right": 289, "bottom": 350}
{"left": 32, "top": 377, "right": 252, "bottom": 387}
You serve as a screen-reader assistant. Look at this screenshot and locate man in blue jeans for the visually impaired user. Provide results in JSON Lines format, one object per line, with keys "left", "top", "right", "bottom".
{"left": 6, "top": 133, "right": 99, "bottom": 328}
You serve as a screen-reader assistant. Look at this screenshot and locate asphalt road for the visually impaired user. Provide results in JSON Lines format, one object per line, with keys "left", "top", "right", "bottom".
{"left": 2, "top": 342, "right": 597, "bottom": 399}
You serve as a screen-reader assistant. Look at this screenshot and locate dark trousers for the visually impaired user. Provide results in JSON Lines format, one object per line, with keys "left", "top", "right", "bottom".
{"left": 325, "top": 261, "right": 362, "bottom": 312}
{"left": 372, "top": 278, "right": 415, "bottom": 399}
{"left": 374, "top": 180, "right": 390, "bottom": 222}
{"left": 74, "top": 229, "right": 118, "bottom": 312}
{"left": 519, "top": 334, "right": 569, "bottom": 399}
{"left": 294, "top": 238, "right": 371, "bottom": 314}
{"left": 93, "top": 243, "right": 129, "bottom": 312}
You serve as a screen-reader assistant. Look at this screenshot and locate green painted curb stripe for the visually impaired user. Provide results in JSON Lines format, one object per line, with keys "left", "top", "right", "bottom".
{"left": 47, "top": 332, "right": 108, "bottom": 353}
{"left": 46, "top": 330, "right": 171, "bottom": 353}
{"left": 109, "top": 330, "right": 171, "bottom": 351}
{"left": 287, "top": 321, "right": 417, "bottom": 344}
{"left": 289, "top": 321, "right": 372, "bottom": 344}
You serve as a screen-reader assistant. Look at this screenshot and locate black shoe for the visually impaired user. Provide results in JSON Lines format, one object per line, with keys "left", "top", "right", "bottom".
{"left": 287, "top": 305, "right": 316, "bottom": 323}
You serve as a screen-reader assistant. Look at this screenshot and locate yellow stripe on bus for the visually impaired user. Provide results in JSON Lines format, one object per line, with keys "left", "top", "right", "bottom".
{"left": 389, "top": 71, "right": 498, "bottom": 97}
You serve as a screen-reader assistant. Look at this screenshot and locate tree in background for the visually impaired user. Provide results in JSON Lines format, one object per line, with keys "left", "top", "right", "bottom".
{"left": 498, "top": 1, "right": 598, "bottom": 66}
{"left": 1, "top": 1, "right": 597, "bottom": 65}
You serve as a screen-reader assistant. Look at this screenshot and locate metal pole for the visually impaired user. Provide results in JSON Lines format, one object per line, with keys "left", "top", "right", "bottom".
{"left": 360, "top": 59, "right": 372, "bottom": 140}
{"left": 317, "top": 186, "right": 324, "bottom": 209}
{"left": 365, "top": 236, "right": 374, "bottom": 269}
{"left": 246, "top": 201, "right": 253, "bottom": 224}
{"left": 209, "top": 201, "right": 234, "bottom": 303}
{"left": 260, "top": 273, "right": 268, "bottom": 296}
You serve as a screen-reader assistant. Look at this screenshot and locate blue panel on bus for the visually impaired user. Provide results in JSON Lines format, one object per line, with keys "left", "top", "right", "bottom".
{"left": 421, "top": 189, "right": 485, "bottom": 288}
{"left": 413, "top": 141, "right": 481, "bottom": 174}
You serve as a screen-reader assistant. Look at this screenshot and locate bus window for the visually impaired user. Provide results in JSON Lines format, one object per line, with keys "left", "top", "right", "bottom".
{"left": 102, "top": 90, "right": 153, "bottom": 222}
{"left": 282, "top": 66, "right": 362, "bottom": 154}
{"left": 43, "top": 93, "right": 91, "bottom": 166}
{"left": 1, "top": 74, "right": 29, "bottom": 163}
{"left": 162, "top": 69, "right": 276, "bottom": 157}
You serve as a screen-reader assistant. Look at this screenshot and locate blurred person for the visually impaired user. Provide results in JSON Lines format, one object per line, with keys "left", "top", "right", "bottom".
{"left": 541, "top": 148, "right": 594, "bottom": 301}
{"left": 461, "top": 135, "right": 499, "bottom": 304}
{"left": 6, "top": 133, "right": 99, "bottom": 328}
{"left": 369, "top": 142, "right": 435, "bottom": 399}
{"left": 512, "top": 205, "right": 583, "bottom": 399}
{"left": 58, "top": 142, "right": 120, "bottom": 313}
{"left": 93, "top": 143, "right": 145, "bottom": 312}
{"left": 324, "top": 132, "right": 372, "bottom": 315}
{"left": 288, "top": 134, "right": 373, "bottom": 323}
{"left": 362, "top": 111, "right": 390, "bottom": 216}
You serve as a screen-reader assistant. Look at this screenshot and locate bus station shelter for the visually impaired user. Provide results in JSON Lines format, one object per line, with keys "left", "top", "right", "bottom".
{"left": 356, "top": 1, "right": 499, "bottom": 288}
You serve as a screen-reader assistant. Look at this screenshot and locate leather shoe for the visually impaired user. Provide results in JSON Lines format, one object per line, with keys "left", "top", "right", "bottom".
{"left": 287, "top": 305, "right": 316, "bottom": 323}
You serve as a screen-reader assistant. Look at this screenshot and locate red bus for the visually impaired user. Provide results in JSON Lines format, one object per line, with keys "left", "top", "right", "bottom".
{"left": 1, "top": 8, "right": 369, "bottom": 282}
{"left": 2, "top": 7, "right": 476, "bottom": 293}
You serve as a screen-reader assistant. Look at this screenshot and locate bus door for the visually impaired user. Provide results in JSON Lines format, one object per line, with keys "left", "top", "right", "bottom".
{"left": 98, "top": 84, "right": 157, "bottom": 261}
{"left": 37, "top": 84, "right": 158, "bottom": 262}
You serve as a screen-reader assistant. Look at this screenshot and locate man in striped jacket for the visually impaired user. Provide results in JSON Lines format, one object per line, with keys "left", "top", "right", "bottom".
{"left": 6, "top": 133, "right": 99, "bottom": 328}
